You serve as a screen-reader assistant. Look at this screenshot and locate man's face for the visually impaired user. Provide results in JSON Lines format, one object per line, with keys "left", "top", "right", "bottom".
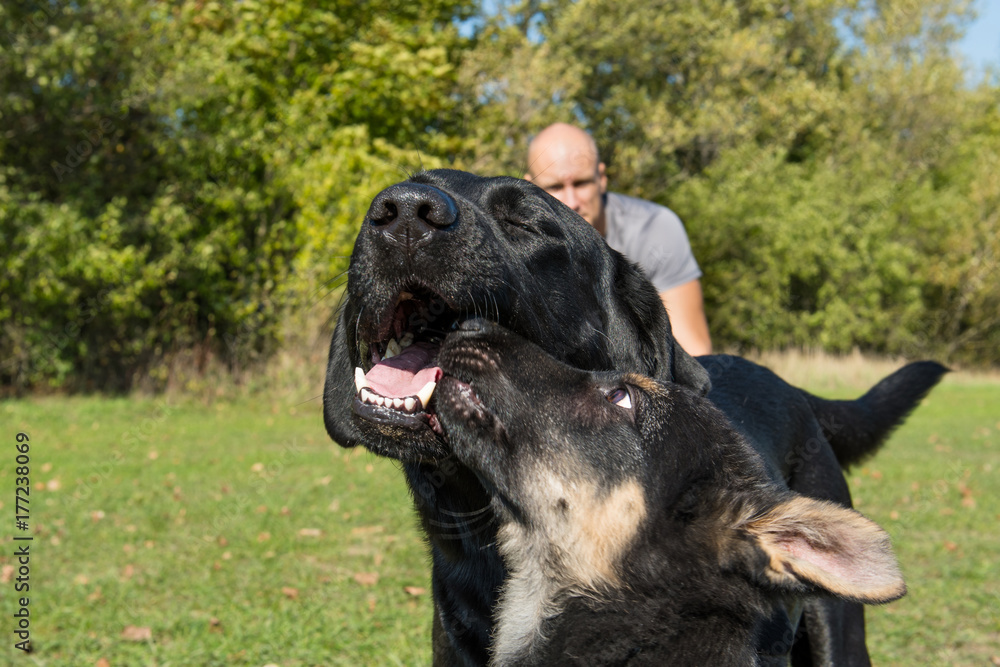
{"left": 528, "top": 151, "right": 607, "bottom": 227}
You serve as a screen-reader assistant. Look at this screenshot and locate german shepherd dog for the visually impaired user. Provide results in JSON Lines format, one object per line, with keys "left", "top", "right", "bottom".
{"left": 322, "top": 169, "right": 946, "bottom": 665}
{"left": 433, "top": 319, "right": 907, "bottom": 666}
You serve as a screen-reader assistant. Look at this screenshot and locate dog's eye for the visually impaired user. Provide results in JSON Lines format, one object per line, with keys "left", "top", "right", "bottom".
{"left": 502, "top": 218, "right": 537, "bottom": 234}
{"left": 606, "top": 387, "right": 632, "bottom": 409}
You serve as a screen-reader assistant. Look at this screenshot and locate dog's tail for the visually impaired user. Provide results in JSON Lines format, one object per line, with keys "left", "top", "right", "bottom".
{"left": 805, "top": 361, "right": 949, "bottom": 468}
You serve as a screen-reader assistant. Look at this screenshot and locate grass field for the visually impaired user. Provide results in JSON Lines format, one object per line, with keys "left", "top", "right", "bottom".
{"left": 2, "top": 366, "right": 998, "bottom": 666}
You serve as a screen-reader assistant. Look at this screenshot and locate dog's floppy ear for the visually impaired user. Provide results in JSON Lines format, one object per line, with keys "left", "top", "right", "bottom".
{"left": 613, "top": 254, "right": 711, "bottom": 395}
{"left": 672, "top": 343, "right": 711, "bottom": 396}
{"left": 324, "top": 302, "right": 363, "bottom": 448}
{"left": 737, "top": 495, "right": 905, "bottom": 604}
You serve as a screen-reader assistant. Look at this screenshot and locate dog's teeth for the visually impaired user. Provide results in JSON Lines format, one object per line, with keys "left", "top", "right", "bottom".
{"left": 399, "top": 332, "right": 414, "bottom": 348}
{"left": 355, "top": 367, "right": 370, "bottom": 393}
{"left": 360, "top": 388, "right": 372, "bottom": 403}
{"left": 404, "top": 397, "right": 417, "bottom": 412}
{"left": 385, "top": 338, "right": 401, "bottom": 359}
{"left": 374, "top": 395, "right": 385, "bottom": 407}
{"left": 416, "top": 381, "right": 436, "bottom": 409}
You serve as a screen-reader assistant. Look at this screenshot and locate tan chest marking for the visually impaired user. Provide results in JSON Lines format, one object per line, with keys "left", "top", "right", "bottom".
{"left": 491, "top": 472, "right": 647, "bottom": 665}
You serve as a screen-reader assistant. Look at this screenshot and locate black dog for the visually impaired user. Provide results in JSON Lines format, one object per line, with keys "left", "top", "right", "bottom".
{"left": 433, "top": 320, "right": 907, "bottom": 666}
{"left": 323, "top": 169, "right": 946, "bottom": 665}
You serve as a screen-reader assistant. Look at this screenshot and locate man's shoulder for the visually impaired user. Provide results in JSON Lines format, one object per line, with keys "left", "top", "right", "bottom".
{"left": 605, "top": 191, "right": 683, "bottom": 228}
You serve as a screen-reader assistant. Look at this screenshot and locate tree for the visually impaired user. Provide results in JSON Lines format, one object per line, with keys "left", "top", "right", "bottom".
{"left": 0, "top": 0, "right": 475, "bottom": 391}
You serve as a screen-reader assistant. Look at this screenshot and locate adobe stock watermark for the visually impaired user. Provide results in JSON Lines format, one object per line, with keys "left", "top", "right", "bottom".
{"left": 50, "top": 66, "right": 161, "bottom": 182}
{"left": 2, "top": 3, "right": 62, "bottom": 48}
{"left": 1, "top": 266, "right": 134, "bottom": 387}
{"left": 68, "top": 401, "right": 176, "bottom": 507}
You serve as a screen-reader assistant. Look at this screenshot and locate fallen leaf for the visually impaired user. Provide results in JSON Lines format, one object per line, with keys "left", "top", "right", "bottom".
{"left": 351, "top": 525, "right": 384, "bottom": 536}
{"left": 257, "top": 532, "right": 271, "bottom": 542}
{"left": 1, "top": 565, "right": 14, "bottom": 583}
{"left": 96, "top": 659, "right": 111, "bottom": 667}
{"left": 354, "top": 572, "right": 379, "bottom": 586}
{"left": 121, "top": 625, "right": 152, "bottom": 642}
{"left": 889, "top": 511, "right": 900, "bottom": 520}
{"left": 298, "top": 528, "right": 322, "bottom": 537}
{"left": 871, "top": 470, "right": 882, "bottom": 480}
{"left": 943, "top": 541, "right": 958, "bottom": 552}
{"left": 281, "top": 587, "right": 299, "bottom": 600}
{"left": 46, "top": 479, "right": 61, "bottom": 491}
{"left": 251, "top": 462, "right": 264, "bottom": 472}
{"left": 404, "top": 586, "right": 426, "bottom": 596}
{"left": 91, "top": 510, "right": 105, "bottom": 522}
{"left": 41, "top": 462, "right": 53, "bottom": 473}
{"left": 121, "top": 564, "right": 135, "bottom": 580}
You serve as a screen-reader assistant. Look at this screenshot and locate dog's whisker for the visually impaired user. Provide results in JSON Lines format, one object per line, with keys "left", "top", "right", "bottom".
{"left": 305, "top": 273, "right": 350, "bottom": 309}
{"left": 439, "top": 505, "right": 492, "bottom": 518}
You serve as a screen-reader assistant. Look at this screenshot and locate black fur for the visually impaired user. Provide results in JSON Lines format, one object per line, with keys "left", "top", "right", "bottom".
{"left": 322, "top": 169, "right": 945, "bottom": 666}
{"left": 804, "top": 362, "right": 949, "bottom": 468}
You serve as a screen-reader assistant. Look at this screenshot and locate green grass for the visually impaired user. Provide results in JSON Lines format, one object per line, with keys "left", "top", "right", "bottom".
{"left": 2, "top": 374, "right": 998, "bottom": 666}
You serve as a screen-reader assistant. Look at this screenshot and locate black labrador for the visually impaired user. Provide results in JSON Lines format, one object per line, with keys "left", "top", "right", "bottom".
{"left": 322, "top": 169, "right": 946, "bottom": 666}
{"left": 433, "top": 320, "right": 907, "bottom": 666}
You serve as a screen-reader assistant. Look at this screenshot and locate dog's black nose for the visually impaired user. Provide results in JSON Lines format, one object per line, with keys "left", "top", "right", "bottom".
{"left": 365, "top": 183, "right": 457, "bottom": 248}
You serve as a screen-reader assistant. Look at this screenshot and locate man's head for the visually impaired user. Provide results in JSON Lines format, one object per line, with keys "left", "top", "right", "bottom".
{"left": 525, "top": 123, "right": 608, "bottom": 234}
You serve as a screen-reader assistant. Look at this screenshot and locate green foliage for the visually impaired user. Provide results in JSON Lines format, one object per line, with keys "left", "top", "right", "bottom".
{"left": 1, "top": 0, "right": 997, "bottom": 393}
{"left": 463, "top": 0, "right": 998, "bottom": 366}
{"left": 0, "top": 0, "right": 473, "bottom": 391}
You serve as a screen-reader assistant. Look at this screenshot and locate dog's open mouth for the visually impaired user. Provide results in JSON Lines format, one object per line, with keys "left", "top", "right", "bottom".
{"left": 352, "top": 288, "right": 469, "bottom": 433}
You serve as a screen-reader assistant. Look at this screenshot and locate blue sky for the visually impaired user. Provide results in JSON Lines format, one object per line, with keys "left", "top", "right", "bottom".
{"left": 957, "top": 0, "right": 1000, "bottom": 72}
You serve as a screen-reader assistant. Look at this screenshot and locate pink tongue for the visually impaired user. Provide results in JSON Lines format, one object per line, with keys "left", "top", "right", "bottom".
{"left": 365, "top": 342, "right": 442, "bottom": 398}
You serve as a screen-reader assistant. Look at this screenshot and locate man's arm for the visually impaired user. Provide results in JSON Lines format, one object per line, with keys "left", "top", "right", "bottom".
{"left": 660, "top": 278, "right": 712, "bottom": 356}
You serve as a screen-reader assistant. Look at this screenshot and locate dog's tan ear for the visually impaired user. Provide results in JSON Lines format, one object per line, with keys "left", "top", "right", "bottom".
{"left": 740, "top": 496, "right": 905, "bottom": 604}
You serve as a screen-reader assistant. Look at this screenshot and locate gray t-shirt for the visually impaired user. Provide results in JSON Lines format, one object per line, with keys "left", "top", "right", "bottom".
{"left": 603, "top": 191, "right": 701, "bottom": 292}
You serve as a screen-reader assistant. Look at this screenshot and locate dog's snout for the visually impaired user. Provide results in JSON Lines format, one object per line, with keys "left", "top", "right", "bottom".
{"left": 366, "top": 183, "right": 457, "bottom": 248}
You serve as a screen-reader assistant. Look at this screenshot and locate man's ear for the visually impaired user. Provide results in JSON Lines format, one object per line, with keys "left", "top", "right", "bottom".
{"left": 738, "top": 495, "right": 905, "bottom": 604}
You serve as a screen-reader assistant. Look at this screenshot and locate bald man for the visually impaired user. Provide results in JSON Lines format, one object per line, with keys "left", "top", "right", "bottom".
{"left": 525, "top": 123, "right": 712, "bottom": 355}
